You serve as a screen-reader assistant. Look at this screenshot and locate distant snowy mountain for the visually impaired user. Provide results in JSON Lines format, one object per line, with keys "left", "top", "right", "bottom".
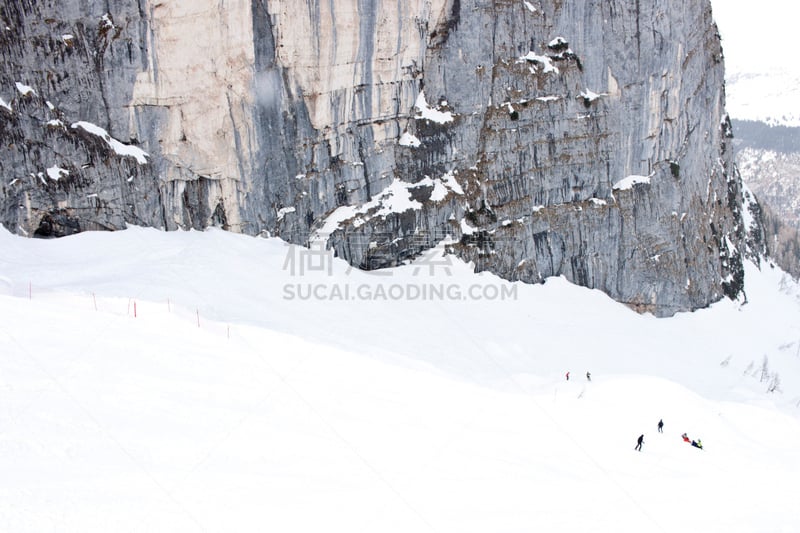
{"left": 725, "top": 71, "right": 800, "bottom": 127}
{"left": 736, "top": 143, "right": 800, "bottom": 227}
{"left": 712, "top": 1, "right": 800, "bottom": 275}
{"left": 731, "top": 123, "right": 800, "bottom": 276}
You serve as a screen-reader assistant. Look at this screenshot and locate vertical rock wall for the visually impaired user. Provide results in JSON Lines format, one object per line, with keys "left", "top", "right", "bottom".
{"left": 0, "top": 0, "right": 747, "bottom": 315}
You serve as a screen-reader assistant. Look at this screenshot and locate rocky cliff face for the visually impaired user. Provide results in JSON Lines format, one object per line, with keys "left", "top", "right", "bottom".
{"left": 0, "top": 0, "right": 747, "bottom": 316}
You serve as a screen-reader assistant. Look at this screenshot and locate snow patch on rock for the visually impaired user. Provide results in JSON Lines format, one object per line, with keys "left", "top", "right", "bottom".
{"left": 46, "top": 165, "right": 69, "bottom": 181}
{"left": 276, "top": 206, "right": 296, "bottom": 221}
{"left": 414, "top": 91, "right": 454, "bottom": 124}
{"left": 518, "top": 52, "right": 558, "bottom": 74}
{"left": 613, "top": 175, "right": 652, "bottom": 191}
{"left": 71, "top": 121, "right": 149, "bottom": 164}
{"left": 399, "top": 131, "right": 422, "bottom": 147}
{"left": 15, "top": 82, "right": 35, "bottom": 96}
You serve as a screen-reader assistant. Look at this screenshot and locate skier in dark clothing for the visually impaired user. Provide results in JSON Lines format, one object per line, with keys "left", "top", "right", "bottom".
{"left": 658, "top": 419, "right": 664, "bottom": 433}
{"left": 635, "top": 434, "right": 644, "bottom": 451}
{"left": 565, "top": 371, "right": 570, "bottom": 381}
{"left": 691, "top": 439, "right": 703, "bottom": 449}
{"left": 586, "top": 371, "right": 591, "bottom": 382}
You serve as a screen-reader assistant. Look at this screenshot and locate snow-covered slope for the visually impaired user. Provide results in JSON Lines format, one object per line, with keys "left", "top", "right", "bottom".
{"left": 1, "top": 227, "right": 799, "bottom": 532}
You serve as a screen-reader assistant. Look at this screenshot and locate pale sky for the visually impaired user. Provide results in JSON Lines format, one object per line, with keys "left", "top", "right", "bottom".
{"left": 712, "top": 0, "right": 798, "bottom": 75}
{"left": 711, "top": 0, "right": 800, "bottom": 123}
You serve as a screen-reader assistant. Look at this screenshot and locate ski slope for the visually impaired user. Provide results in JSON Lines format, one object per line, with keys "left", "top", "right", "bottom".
{"left": 1, "top": 226, "right": 799, "bottom": 532}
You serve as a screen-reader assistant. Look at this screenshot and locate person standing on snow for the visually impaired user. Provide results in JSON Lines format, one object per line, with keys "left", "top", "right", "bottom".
{"left": 658, "top": 419, "right": 664, "bottom": 433}
{"left": 566, "top": 371, "right": 570, "bottom": 381}
{"left": 635, "top": 434, "right": 644, "bottom": 451}
{"left": 586, "top": 371, "right": 591, "bottom": 381}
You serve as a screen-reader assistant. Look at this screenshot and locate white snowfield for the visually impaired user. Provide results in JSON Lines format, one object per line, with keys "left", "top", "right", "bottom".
{"left": 0, "top": 226, "right": 799, "bottom": 532}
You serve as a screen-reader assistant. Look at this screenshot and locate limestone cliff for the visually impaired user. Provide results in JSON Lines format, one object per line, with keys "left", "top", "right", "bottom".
{"left": 0, "top": 0, "right": 748, "bottom": 315}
